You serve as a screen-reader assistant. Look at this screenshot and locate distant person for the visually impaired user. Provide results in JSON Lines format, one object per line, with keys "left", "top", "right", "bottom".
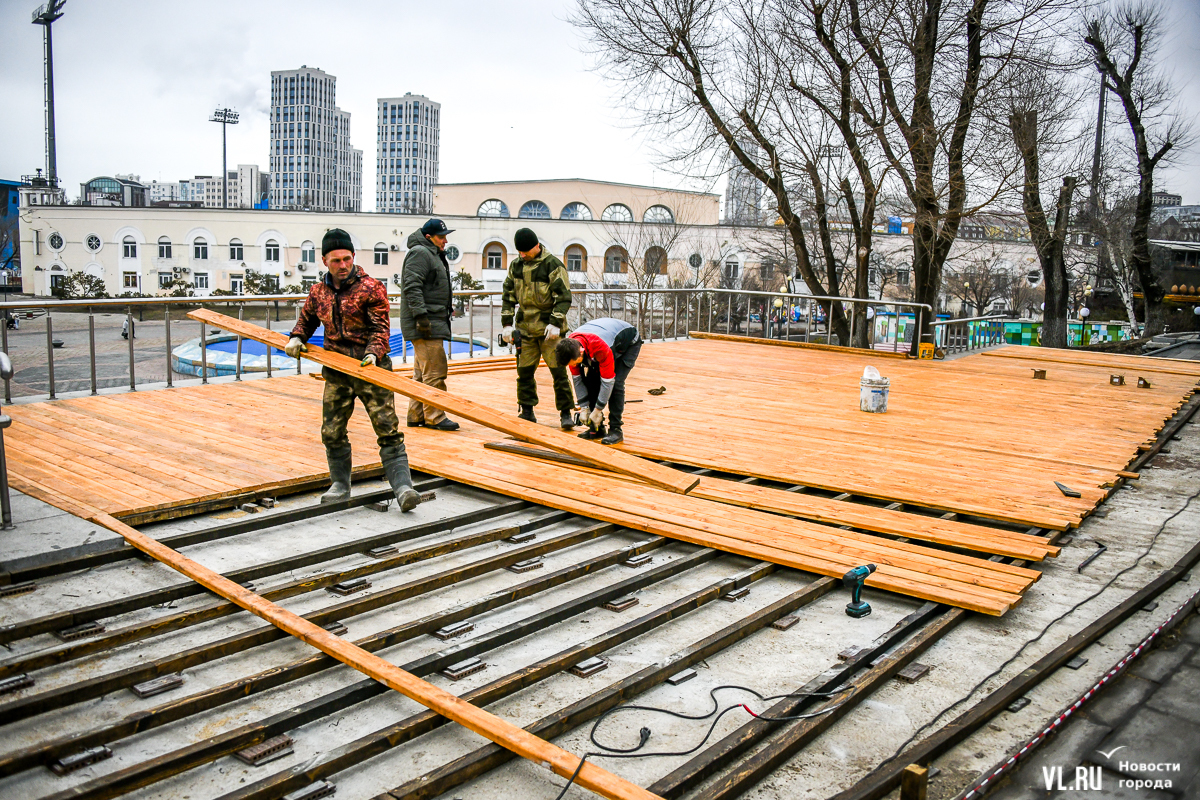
{"left": 499, "top": 227, "right": 575, "bottom": 428}
{"left": 555, "top": 317, "right": 642, "bottom": 445}
{"left": 284, "top": 228, "right": 421, "bottom": 511}
{"left": 400, "top": 218, "right": 459, "bottom": 431}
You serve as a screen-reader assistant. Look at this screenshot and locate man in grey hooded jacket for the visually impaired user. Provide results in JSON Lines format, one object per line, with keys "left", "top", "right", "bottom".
{"left": 399, "top": 218, "right": 460, "bottom": 431}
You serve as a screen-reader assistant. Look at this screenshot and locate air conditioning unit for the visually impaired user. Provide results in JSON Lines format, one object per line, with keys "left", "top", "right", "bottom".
{"left": 283, "top": 270, "right": 292, "bottom": 277}
{"left": 182, "top": 267, "right": 191, "bottom": 273}
{"left": 390, "top": 244, "right": 399, "bottom": 251}
{"left": 297, "top": 264, "right": 307, "bottom": 272}
{"left": 172, "top": 266, "right": 181, "bottom": 274}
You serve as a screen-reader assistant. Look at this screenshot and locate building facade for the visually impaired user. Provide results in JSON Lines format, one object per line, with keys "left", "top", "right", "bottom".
{"left": 269, "top": 66, "right": 362, "bottom": 213}
{"left": 79, "top": 175, "right": 147, "bottom": 207}
{"left": 724, "top": 142, "right": 764, "bottom": 225}
{"left": 377, "top": 94, "right": 440, "bottom": 215}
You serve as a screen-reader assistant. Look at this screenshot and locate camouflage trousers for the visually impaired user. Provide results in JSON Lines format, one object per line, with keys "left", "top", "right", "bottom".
{"left": 516, "top": 333, "right": 574, "bottom": 413}
{"left": 321, "top": 356, "right": 403, "bottom": 452}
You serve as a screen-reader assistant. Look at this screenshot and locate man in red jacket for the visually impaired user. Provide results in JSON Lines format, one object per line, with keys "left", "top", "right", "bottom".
{"left": 553, "top": 317, "right": 642, "bottom": 445}
{"left": 284, "top": 228, "right": 421, "bottom": 511}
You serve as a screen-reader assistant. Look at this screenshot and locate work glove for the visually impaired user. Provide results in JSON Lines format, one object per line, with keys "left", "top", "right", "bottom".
{"left": 501, "top": 325, "right": 514, "bottom": 344}
{"left": 284, "top": 337, "right": 307, "bottom": 359}
{"left": 360, "top": 353, "right": 377, "bottom": 368}
{"left": 415, "top": 314, "right": 431, "bottom": 339}
{"left": 544, "top": 324, "right": 561, "bottom": 339}
{"left": 588, "top": 406, "right": 605, "bottom": 430}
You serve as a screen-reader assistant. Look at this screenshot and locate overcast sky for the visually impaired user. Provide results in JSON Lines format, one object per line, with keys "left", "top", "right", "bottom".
{"left": 1, "top": 0, "right": 1198, "bottom": 212}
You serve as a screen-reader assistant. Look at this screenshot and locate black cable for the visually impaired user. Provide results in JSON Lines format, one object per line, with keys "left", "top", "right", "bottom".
{"left": 876, "top": 487, "right": 1200, "bottom": 770}
{"left": 552, "top": 684, "right": 845, "bottom": 798}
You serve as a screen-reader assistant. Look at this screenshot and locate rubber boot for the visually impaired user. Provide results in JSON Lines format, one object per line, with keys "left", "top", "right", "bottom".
{"left": 559, "top": 411, "right": 576, "bottom": 430}
{"left": 601, "top": 428, "right": 624, "bottom": 445}
{"left": 578, "top": 423, "right": 606, "bottom": 441}
{"left": 518, "top": 405, "right": 537, "bottom": 423}
{"left": 320, "top": 445, "right": 353, "bottom": 504}
{"left": 380, "top": 444, "right": 421, "bottom": 512}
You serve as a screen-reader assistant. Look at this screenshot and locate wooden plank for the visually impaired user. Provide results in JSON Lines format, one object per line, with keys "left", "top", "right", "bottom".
{"left": 87, "top": 511, "right": 663, "bottom": 800}
{"left": 688, "top": 331, "right": 910, "bottom": 359}
{"left": 189, "top": 309, "right": 698, "bottom": 495}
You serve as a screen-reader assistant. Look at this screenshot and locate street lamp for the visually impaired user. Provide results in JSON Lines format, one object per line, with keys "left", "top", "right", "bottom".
{"left": 31, "top": 1, "right": 67, "bottom": 188}
{"left": 209, "top": 107, "right": 239, "bottom": 208}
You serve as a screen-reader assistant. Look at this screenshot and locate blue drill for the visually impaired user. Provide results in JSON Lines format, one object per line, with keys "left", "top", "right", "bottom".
{"left": 843, "top": 564, "right": 877, "bottom": 618}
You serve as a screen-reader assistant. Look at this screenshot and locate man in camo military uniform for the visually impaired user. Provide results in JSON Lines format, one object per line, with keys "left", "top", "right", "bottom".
{"left": 284, "top": 228, "right": 421, "bottom": 511}
{"left": 500, "top": 227, "right": 575, "bottom": 429}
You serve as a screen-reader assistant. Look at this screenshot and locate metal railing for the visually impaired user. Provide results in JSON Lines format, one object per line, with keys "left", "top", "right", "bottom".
{"left": 0, "top": 288, "right": 934, "bottom": 402}
{"left": 931, "top": 314, "right": 1008, "bottom": 356}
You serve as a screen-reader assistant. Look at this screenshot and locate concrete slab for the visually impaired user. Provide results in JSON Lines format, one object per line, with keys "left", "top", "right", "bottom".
{"left": 1130, "top": 643, "right": 1197, "bottom": 684}
{"left": 1096, "top": 706, "right": 1200, "bottom": 790}
{"left": 1084, "top": 674, "right": 1160, "bottom": 729}
{"left": 989, "top": 717, "right": 1112, "bottom": 800}
{"left": 0, "top": 490, "right": 125, "bottom": 577}
{"left": 1146, "top": 665, "right": 1200, "bottom": 726}
{"left": 1180, "top": 611, "right": 1200, "bottom": 647}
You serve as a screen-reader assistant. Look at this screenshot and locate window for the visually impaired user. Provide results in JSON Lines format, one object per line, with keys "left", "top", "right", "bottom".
{"left": 761, "top": 260, "right": 775, "bottom": 280}
{"left": 50, "top": 273, "right": 66, "bottom": 291}
{"left": 86, "top": 234, "right": 102, "bottom": 252}
{"left": 194, "top": 273, "right": 209, "bottom": 289}
{"left": 159, "top": 273, "right": 173, "bottom": 289}
{"left": 265, "top": 239, "right": 279, "bottom": 262}
{"left": 194, "top": 238, "right": 209, "bottom": 259}
{"left": 644, "top": 246, "right": 668, "bottom": 275}
{"left": 122, "top": 236, "right": 137, "bottom": 258}
{"left": 724, "top": 260, "right": 740, "bottom": 280}
{"left": 604, "top": 246, "right": 628, "bottom": 274}
{"left": 123, "top": 272, "right": 138, "bottom": 289}
{"left": 896, "top": 269, "right": 910, "bottom": 286}
{"left": 567, "top": 253, "right": 583, "bottom": 272}
{"left": 560, "top": 202, "right": 593, "bottom": 221}
{"left": 230, "top": 239, "right": 244, "bottom": 260}
{"left": 374, "top": 243, "right": 389, "bottom": 265}
{"left": 48, "top": 232, "right": 64, "bottom": 250}
{"left": 486, "top": 247, "right": 504, "bottom": 270}
{"left": 519, "top": 200, "right": 551, "bottom": 219}
{"left": 477, "top": 199, "right": 510, "bottom": 218}
{"left": 643, "top": 205, "right": 675, "bottom": 224}
{"left": 158, "top": 237, "right": 172, "bottom": 259}
{"left": 602, "top": 204, "right": 634, "bottom": 222}
{"left": 303, "top": 277, "right": 317, "bottom": 290}
{"left": 230, "top": 274, "right": 244, "bottom": 294}
{"left": 301, "top": 241, "right": 316, "bottom": 263}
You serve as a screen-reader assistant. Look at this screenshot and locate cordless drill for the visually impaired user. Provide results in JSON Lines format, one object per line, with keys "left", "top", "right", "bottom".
{"left": 843, "top": 564, "right": 877, "bottom": 618}
{"left": 498, "top": 328, "right": 522, "bottom": 354}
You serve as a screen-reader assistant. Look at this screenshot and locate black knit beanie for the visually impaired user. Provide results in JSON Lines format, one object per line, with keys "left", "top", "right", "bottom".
{"left": 514, "top": 228, "right": 539, "bottom": 252}
{"left": 322, "top": 228, "right": 355, "bottom": 255}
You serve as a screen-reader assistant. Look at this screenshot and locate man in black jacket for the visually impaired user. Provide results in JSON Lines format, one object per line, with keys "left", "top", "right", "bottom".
{"left": 399, "top": 218, "right": 459, "bottom": 431}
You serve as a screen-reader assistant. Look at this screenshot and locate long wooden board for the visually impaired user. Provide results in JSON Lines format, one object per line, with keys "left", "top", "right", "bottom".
{"left": 688, "top": 331, "right": 910, "bottom": 359}
{"left": 88, "top": 511, "right": 662, "bottom": 800}
{"left": 189, "top": 308, "right": 697, "bottom": 495}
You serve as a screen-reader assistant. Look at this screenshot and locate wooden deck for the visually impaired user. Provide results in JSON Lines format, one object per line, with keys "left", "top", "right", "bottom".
{"left": 4, "top": 339, "right": 1197, "bottom": 614}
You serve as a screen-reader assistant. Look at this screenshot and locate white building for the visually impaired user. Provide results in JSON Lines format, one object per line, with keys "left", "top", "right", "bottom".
{"left": 724, "top": 141, "right": 764, "bottom": 225}
{"left": 376, "top": 94, "right": 440, "bottom": 215}
{"left": 269, "top": 66, "right": 362, "bottom": 213}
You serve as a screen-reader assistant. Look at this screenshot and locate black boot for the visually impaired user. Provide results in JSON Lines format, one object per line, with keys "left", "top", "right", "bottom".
{"left": 559, "top": 411, "right": 576, "bottom": 430}
{"left": 518, "top": 405, "right": 537, "bottom": 423}
{"left": 578, "top": 423, "right": 606, "bottom": 441}
{"left": 380, "top": 444, "right": 421, "bottom": 512}
{"left": 601, "top": 428, "right": 624, "bottom": 445}
{"left": 320, "top": 445, "right": 353, "bottom": 504}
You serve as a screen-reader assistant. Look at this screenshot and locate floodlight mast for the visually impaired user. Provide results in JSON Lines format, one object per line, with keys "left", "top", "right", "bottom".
{"left": 31, "top": 1, "right": 67, "bottom": 188}
{"left": 209, "top": 108, "right": 240, "bottom": 208}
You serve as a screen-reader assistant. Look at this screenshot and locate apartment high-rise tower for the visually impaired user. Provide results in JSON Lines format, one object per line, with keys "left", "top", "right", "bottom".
{"left": 376, "top": 94, "right": 440, "bottom": 215}
{"left": 269, "top": 66, "right": 362, "bottom": 212}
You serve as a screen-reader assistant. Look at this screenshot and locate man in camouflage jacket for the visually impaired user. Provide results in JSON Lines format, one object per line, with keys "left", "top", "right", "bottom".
{"left": 500, "top": 227, "right": 575, "bottom": 428}
{"left": 285, "top": 228, "right": 421, "bottom": 512}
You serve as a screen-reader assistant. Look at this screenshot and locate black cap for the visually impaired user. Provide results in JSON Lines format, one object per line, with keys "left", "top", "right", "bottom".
{"left": 322, "top": 228, "right": 355, "bottom": 255}
{"left": 514, "top": 228, "right": 539, "bottom": 252}
{"left": 421, "top": 218, "right": 455, "bottom": 236}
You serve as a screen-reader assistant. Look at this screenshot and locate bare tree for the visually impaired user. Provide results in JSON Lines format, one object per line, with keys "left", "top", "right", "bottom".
{"left": 1089, "top": 187, "right": 1141, "bottom": 326}
{"left": 1084, "top": 2, "right": 1195, "bottom": 335}
{"left": 944, "top": 249, "right": 1014, "bottom": 315}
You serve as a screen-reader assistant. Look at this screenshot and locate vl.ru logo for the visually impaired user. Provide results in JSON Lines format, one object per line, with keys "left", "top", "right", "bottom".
{"left": 1042, "top": 766, "right": 1103, "bottom": 791}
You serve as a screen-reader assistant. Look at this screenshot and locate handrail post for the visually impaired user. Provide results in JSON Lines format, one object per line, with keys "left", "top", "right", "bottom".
{"left": 46, "top": 311, "right": 56, "bottom": 400}
{"left": 88, "top": 310, "right": 97, "bottom": 395}
{"left": 234, "top": 304, "right": 244, "bottom": 381}
{"left": 200, "top": 321, "right": 209, "bottom": 384}
{"left": 468, "top": 295, "right": 474, "bottom": 359}
{"left": 265, "top": 304, "right": 272, "bottom": 378}
{"left": 1, "top": 318, "right": 9, "bottom": 404}
{"left": 126, "top": 307, "right": 136, "bottom": 391}
{"left": 164, "top": 309, "right": 173, "bottom": 388}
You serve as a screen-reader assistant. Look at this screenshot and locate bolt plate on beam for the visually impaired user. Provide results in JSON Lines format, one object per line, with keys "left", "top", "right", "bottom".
{"left": 433, "top": 621, "right": 475, "bottom": 641}
{"left": 442, "top": 657, "right": 486, "bottom": 681}
{"left": 570, "top": 657, "right": 609, "bottom": 677}
{"left": 1065, "top": 656, "right": 1088, "bottom": 670}
{"left": 327, "top": 577, "right": 371, "bottom": 595}
{"left": 837, "top": 645, "right": 868, "bottom": 661}
{"left": 772, "top": 615, "right": 800, "bottom": 631}
{"left": 720, "top": 586, "right": 750, "bottom": 602}
{"left": 322, "top": 621, "right": 348, "bottom": 636}
{"left": 240, "top": 503, "right": 261, "bottom": 513}
{"left": 50, "top": 746, "right": 113, "bottom": 776}
{"left": 897, "top": 662, "right": 931, "bottom": 683}
{"left": 1007, "top": 696, "right": 1031, "bottom": 713}
{"left": 602, "top": 596, "right": 639, "bottom": 612}
{"left": 667, "top": 668, "right": 698, "bottom": 686}
{"left": 236, "top": 735, "right": 295, "bottom": 766}
{"left": 506, "top": 531, "right": 536, "bottom": 544}
{"left": 55, "top": 620, "right": 105, "bottom": 641}
{"left": 131, "top": 673, "right": 184, "bottom": 698}
{"left": 366, "top": 545, "right": 398, "bottom": 558}
{"left": 0, "top": 674, "right": 34, "bottom": 696}
{"left": 365, "top": 501, "right": 390, "bottom": 512}
{"left": 0, "top": 581, "right": 36, "bottom": 597}
{"left": 507, "top": 557, "right": 544, "bottom": 573}
{"left": 282, "top": 780, "right": 336, "bottom": 800}
{"left": 622, "top": 554, "right": 653, "bottom": 568}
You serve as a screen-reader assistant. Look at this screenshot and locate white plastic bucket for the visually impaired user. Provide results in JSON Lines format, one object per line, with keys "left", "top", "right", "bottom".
{"left": 860, "top": 367, "right": 889, "bottom": 413}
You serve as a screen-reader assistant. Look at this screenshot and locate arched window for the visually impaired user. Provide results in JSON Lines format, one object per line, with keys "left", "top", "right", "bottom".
{"left": 374, "top": 243, "right": 389, "bottom": 266}
{"left": 564, "top": 244, "right": 587, "bottom": 273}
{"left": 477, "top": 199, "right": 510, "bottom": 218}
{"left": 265, "top": 239, "right": 280, "bottom": 262}
{"left": 644, "top": 246, "right": 668, "bottom": 275}
{"left": 519, "top": 200, "right": 551, "bottom": 219}
{"left": 229, "top": 238, "right": 244, "bottom": 261}
{"left": 194, "top": 238, "right": 209, "bottom": 260}
{"left": 602, "top": 203, "right": 634, "bottom": 222}
{"left": 561, "top": 202, "right": 593, "bottom": 221}
{"left": 484, "top": 242, "right": 508, "bottom": 271}
{"left": 122, "top": 236, "right": 137, "bottom": 259}
{"left": 604, "top": 246, "right": 628, "bottom": 274}
{"left": 643, "top": 204, "right": 675, "bottom": 224}
{"left": 300, "top": 241, "right": 316, "bottom": 263}
{"left": 158, "top": 236, "right": 172, "bottom": 259}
